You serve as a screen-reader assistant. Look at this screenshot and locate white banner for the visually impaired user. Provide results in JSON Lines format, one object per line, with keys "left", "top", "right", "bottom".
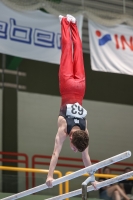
{"left": 89, "top": 20, "right": 133, "bottom": 75}
{"left": 0, "top": 2, "right": 83, "bottom": 64}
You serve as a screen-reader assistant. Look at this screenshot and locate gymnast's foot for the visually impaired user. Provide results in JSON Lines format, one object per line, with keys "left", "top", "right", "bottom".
{"left": 59, "top": 15, "right": 64, "bottom": 22}
{"left": 66, "top": 14, "right": 76, "bottom": 23}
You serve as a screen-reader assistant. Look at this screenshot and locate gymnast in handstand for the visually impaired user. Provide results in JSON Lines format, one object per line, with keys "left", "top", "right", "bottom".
{"left": 46, "top": 14, "right": 97, "bottom": 189}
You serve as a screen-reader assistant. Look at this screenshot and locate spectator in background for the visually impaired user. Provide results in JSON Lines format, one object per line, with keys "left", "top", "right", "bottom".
{"left": 99, "top": 166, "right": 130, "bottom": 200}
{"left": 119, "top": 167, "right": 133, "bottom": 199}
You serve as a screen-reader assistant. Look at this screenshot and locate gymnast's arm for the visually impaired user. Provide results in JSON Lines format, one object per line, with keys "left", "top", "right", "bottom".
{"left": 82, "top": 128, "right": 98, "bottom": 189}
{"left": 81, "top": 124, "right": 91, "bottom": 167}
{"left": 46, "top": 121, "right": 67, "bottom": 187}
{"left": 82, "top": 146, "right": 91, "bottom": 167}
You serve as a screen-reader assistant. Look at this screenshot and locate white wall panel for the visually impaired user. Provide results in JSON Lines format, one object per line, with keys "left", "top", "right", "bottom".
{"left": 84, "top": 100, "right": 133, "bottom": 162}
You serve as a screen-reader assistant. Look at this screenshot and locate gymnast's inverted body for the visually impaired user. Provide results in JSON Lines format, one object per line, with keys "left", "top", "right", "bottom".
{"left": 46, "top": 14, "right": 97, "bottom": 189}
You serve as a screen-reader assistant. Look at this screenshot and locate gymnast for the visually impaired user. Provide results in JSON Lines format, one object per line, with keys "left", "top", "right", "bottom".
{"left": 46, "top": 14, "right": 97, "bottom": 189}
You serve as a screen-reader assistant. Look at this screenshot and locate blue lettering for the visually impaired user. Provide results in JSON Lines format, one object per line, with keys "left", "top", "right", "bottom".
{"left": 56, "top": 33, "right": 61, "bottom": 49}
{"left": 9, "top": 18, "right": 32, "bottom": 44}
{"left": 0, "top": 21, "right": 8, "bottom": 39}
{"left": 34, "top": 29, "right": 55, "bottom": 48}
{"left": 0, "top": 18, "right": 61, "bottom": 50}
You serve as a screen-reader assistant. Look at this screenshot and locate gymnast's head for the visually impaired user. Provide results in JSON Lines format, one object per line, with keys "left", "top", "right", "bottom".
{"left": 69, "top": 130, "right": 89, "bottom": 152}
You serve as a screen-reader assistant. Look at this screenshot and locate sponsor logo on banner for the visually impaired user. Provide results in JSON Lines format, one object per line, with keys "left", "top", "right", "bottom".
{"left": 95, "top": 30, "right": 112, "bottom": 46}
{"left": 0, "top": 2, "right": 83, "bottom": 64}
{"left": 89, "top": 20, "right": 133, "bottom": 75}
{"left": 95, "top": 30, "right": 133, "bottom": 51}
{"left": 0, "top": 18, "right": 61, "bottom": 49}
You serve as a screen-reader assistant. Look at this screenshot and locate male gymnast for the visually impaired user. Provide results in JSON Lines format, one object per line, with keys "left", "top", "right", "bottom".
{"left": 46, "top": 14, "right": 97, "bottom": 189}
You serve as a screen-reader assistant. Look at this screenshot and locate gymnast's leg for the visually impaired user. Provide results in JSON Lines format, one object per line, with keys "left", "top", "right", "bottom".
{"left": 107, "top": 185, "right": 130, "bottom": 200}
{"left": 69, "top": 15, "right": 85, "bottom": 100}
{"left": 59, "top": 17, "right": 73, "bottom": 100}
{"left": 70, "top": 19, "right": 85, "bottom": 80}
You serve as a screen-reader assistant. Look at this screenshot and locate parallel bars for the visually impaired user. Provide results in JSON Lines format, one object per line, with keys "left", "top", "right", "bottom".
{"left": 0, "top": 151, "right": 131, "bottom": 200}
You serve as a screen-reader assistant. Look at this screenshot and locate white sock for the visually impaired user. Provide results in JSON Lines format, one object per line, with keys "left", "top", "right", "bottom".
{"left": 59, "top": 15, "right": 64, "bottom": 22}
{"left": 66, "top": 14, "right": 76, "bottom": 23}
